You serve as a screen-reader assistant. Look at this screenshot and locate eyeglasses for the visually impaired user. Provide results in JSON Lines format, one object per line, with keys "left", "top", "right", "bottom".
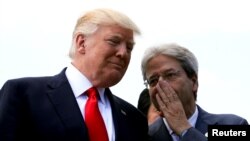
{"left": 145, "top": 70, "right": 181, "bottom": 88}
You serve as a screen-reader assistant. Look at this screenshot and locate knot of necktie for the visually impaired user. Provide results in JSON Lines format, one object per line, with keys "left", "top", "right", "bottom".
{"left": 86, "top": 87, "right": 100, "bottom": 99}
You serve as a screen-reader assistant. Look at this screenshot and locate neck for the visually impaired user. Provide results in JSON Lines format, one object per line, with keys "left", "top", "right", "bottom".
{"left": 185, "top": 103, "right": 196, "bottom": 119}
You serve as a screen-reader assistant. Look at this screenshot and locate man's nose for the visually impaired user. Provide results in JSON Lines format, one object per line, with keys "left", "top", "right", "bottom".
{"left": 116, "top": 44, "right": 129, "bottom": 57}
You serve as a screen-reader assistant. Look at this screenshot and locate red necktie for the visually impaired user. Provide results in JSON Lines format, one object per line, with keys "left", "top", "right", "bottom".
{"left": 85, "top": 87, "right": 109, "bottom": 141}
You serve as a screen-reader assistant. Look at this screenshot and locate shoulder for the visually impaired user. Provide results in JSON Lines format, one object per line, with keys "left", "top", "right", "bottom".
{"left": 210, "top": 113, "right": 248, "bottom": 125}
{"left": 1, "top": 68, "right": 67, "bottom": 90}
{"left": 1, "top": 76, "right": 53, "bottom": 90}
{"left": 198, "top": 105, "right": 249, "bottom": 125}
{"left": 0, "top": 76, "right": 53, "bottom": 102}
{"left": 0, "top": 69, "right": 67, "bottom": 99}
{"left": 1, "top": 76, "right": 49, "bottom": 88}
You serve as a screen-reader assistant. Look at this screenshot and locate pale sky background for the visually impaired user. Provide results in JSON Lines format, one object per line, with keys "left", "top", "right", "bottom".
{"left": 1, "top": 0, "right": 250, "bottom": 121}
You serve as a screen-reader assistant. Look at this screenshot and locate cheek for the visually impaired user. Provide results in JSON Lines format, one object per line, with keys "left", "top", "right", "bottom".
{"left": 124, "top": 54, "right": 131, "bottom": 65}
{"left": 176, "top": 81, "right": 193, "bottom": 100}
{"left": 149, "top": 88, "right": 156, "bottom": 99}
{"left": 149, "top": 88, "right": 161, "bottom": 110}
{"left": 124, "top": 58, "right": 130, "bottom": 68}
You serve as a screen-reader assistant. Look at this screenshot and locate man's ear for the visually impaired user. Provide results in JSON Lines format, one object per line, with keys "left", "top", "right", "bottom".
{"left": 191, "top": 75, "right": 198, "bottom": 92}
{"left": 75, "top": 34, "right": 86, "bottom": 54}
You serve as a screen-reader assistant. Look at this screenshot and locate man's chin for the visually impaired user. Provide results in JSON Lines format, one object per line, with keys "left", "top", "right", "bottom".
{"left": 107, "top": 73, "right": 123, "bottom": 84}
{"left": 110, "top": 69, "right": 125, "bottom": 77}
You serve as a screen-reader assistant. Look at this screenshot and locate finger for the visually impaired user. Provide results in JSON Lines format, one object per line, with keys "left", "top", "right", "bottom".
{"left": 159, "top": 80, "right": 178, "bottom": 102}
{"left": 159, "top": 80, "right": 174, "bottom": 96}
{"left": 155, "top": 93, "right": 168, "bottom": 110}
{"left": 156, "top": 80, "right": 172, "bottom": 103}
{"left": 156, "top": 87, "right": 170, "bottom": 104}
{"left": 172, "top": 92, "right": 179, "bottom": 101}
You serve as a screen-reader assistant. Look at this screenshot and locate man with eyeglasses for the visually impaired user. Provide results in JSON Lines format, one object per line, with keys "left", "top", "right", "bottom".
{"left": 141, "top": 43, "right": 248, "bottom": 141}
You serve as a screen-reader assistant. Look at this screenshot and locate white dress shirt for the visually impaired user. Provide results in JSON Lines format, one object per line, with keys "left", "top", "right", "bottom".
{"left": 65, "top": 63, "right": 115, "bottom": 141}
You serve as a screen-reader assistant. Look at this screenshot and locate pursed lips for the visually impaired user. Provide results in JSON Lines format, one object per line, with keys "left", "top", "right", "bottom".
{"left": 109, "top": 61, "right": 124, "bottom": 69}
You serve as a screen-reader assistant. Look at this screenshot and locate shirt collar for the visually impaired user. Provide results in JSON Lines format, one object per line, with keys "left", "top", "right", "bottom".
{"left": 65, "top": 63, "right": 106, "bottom": 104}
{"left": 163, "top": 105, "right": 198, "bottom": 134}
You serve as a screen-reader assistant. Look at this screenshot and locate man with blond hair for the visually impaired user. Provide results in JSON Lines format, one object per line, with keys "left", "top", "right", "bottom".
{"left": 0, "top": 8, "right": 148, "bottom": 141}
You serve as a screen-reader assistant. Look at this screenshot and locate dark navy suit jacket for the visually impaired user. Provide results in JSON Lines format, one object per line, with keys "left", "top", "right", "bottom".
{"left": 0, "top": 68, "right": 148, "bottom": 141}
{"left": 148, "top": 105, "right": 248, "bottom": 141}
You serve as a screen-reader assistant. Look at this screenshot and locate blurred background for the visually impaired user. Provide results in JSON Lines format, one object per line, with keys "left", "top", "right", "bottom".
{"left": 1, "top": 0, "right": 250, "bottom": 121}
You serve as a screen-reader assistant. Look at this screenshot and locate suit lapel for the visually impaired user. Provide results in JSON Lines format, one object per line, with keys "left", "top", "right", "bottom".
{"left": 104, "top": 89, "right": 129, "bottom": 141}
{"left": 157, "top": 118, "right": 173, "bottom": 141}
{"left": 196, "top": 105, "right": 218, "bottom": 135}
{"left": 47, "top": 68, "right": 89, "bottom": 140}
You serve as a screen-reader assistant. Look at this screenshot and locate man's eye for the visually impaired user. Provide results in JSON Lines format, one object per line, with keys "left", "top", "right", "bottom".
{"left": 107, "top": 39, "right": 120, "bottom": 46}
{"left": 167, "top": 72, "right": 175, "bottom": 77}
{"left": 126, "top": 43, "right": 134, "bottom": 52}
{"left": 148, "top": 77, "right": 158, "bottom": 86}
{"left": 165, "top": 72, "right": 177, "bottom": 79}
{"left": 149, "top": 79, "right": 157, "bottom": 85}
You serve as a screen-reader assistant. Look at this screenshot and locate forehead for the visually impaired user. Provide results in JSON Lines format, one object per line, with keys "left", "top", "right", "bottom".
{"left": 146, "top": 55, "right": 182, "bottom": 74}
{"left": 96, "top": 25, "right": 134, "bottom": 40}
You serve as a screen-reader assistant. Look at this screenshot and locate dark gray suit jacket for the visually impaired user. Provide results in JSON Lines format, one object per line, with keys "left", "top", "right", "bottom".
{"left": 148, "top": 105, "right": 248, "bottom": 141}
{"left": 0, "top": 68, "right": 149, "bottom": 141}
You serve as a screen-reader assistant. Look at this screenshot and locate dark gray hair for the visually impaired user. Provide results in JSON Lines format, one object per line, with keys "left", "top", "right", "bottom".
{"left": 141, "top": 43, "right": 199, "bottom": 99}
